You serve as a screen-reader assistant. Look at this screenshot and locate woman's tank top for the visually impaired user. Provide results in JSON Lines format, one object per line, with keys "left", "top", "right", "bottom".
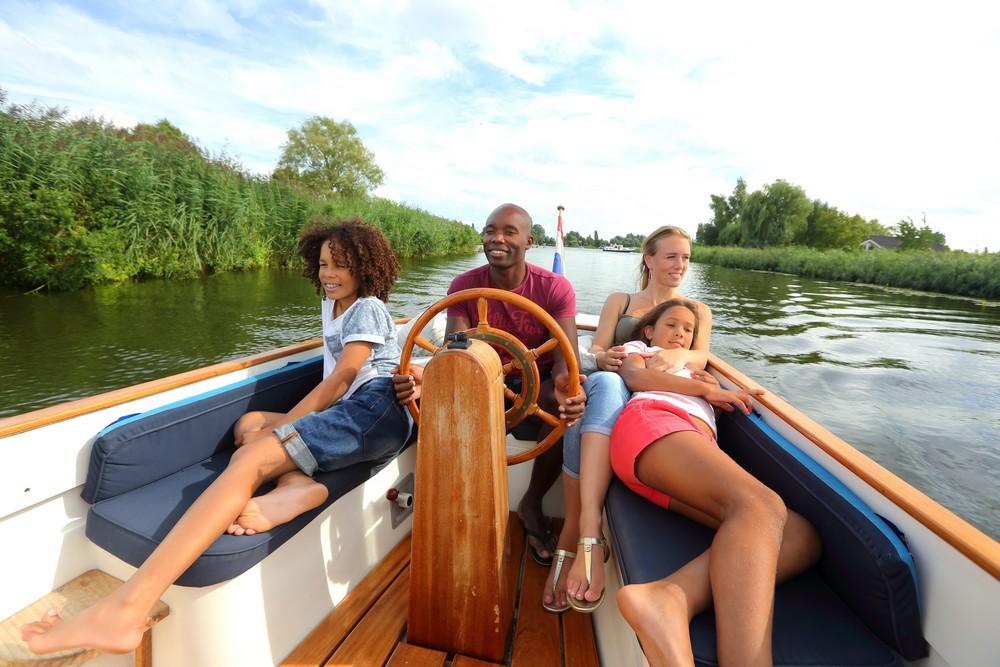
{"left": 614, "top": 293, "right": 641, "bottom": 346}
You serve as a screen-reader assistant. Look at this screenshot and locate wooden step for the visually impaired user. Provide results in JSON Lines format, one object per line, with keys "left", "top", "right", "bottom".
{"left": 0, "top": 570, "right": 169, "bottom": 667}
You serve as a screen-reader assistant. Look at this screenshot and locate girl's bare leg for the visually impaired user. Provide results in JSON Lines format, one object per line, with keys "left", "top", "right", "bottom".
{"left": 618, "top": 508, "right": 820, "bottom": 667}
{"left": 233, "top": 411, "right": 283, "bottom": 446}
{"left": 614, "top": 431, "right": 818, "bottom": 667}
{"left": 22, "top": 435, "right": 307, "bottom": 655}
{"left": 227, "top": 470, "right": 328, "bottom": 535}
{"left": 543, "top": 473, "right": 580, "bottom": 609}
{"left": 566, "top": 432, "right": 613, "bottom": 604}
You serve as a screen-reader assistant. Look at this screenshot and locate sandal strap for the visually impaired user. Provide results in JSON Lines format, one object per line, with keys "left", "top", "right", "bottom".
{"left": 549, "top": 549, "right": 575, "bottom": 598}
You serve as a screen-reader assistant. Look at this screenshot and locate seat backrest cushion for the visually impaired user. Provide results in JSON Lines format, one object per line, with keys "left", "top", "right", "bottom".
{"left": 719, "top": 410, "right": 926, "bottom": 660}
{"left": 82, "top": 358, "right": 323, "bottom": 503}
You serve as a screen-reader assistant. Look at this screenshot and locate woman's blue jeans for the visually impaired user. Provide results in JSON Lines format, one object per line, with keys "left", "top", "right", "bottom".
{"left": 562, "top": 371, "right": 631, "bottom": 478}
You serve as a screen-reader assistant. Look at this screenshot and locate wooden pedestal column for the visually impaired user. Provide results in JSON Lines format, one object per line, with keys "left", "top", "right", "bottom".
{"left": 407, "top": 339, "right": 512, "bottom": 663}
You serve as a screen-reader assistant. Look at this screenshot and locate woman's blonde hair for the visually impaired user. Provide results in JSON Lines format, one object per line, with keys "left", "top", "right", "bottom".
{"left": 638, "top": 225, "right": 692, "bottom": 289}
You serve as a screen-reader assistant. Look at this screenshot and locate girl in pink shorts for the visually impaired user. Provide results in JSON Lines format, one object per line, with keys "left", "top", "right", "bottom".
{"left": 611, "top": 299, "right": 822, "bottom": 667}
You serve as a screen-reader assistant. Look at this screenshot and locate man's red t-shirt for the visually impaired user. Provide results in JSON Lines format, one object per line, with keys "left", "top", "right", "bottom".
{"left": 447, "top": 263, "right": 576, "bottom": 373}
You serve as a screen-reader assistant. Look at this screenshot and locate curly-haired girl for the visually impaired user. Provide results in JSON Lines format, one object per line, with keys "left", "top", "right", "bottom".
{"left": 22, "top": 217, "right": 411, "bottom": 657}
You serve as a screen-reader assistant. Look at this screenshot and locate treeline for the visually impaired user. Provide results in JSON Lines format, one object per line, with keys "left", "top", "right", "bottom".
{"left": 551, "top": 230, "right": 644, "bottom": 248}
{"left": 694, "top": 245, "right": 1000, "bottom": 300}
{"left": 0, "top": 93, "right": 479, "bottom": 291}
{"left": 696, "top": 178, "right": 947, "bottom": 251}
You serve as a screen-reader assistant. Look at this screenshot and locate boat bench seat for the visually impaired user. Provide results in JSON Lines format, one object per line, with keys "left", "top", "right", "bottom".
{"left": 81, "top": 357, "right": 411, "bottom": 587}
{"left": 606, "top": 409, "right": 928, "bottom": 667}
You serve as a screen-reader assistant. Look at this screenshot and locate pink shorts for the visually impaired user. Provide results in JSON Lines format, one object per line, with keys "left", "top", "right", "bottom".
{"left": 610, "top": 398, "right": 717, "bottom": 509}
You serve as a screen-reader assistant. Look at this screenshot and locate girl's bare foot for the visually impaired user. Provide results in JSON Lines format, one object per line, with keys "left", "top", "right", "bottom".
{"left": 617, "top": 580, "right": 695, "bottom": 667}
{"left": 227, "top": 477, "right": 328, "bottom": 535}
{"left": 21, "top": 598, "right": 151, "bottom": 656}
{"left": 566, "top": 538, "right": 606, "bottom": 604}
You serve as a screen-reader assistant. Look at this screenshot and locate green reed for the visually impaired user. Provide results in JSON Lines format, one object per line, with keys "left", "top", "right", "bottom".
{"left": 0, "top": 101, "right": 480, "bottom": 291}
{"left": 693, "top": 246, "right": 1000, "bottom": 300}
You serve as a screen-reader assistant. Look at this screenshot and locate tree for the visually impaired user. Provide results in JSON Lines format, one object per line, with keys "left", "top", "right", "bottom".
{"left": 698, "top": 178, "right": 746, "bottom": 246}
{"left": 893, "top": 215, "right": 948, "bottom": 251}
{"left": 564, "top": 230, "right": 583, "bottom": 247}
{"left": 531, "top": 223, "right": 553, "bottom": 245}
{"left": 740, "top": 180, "right": 812, "bottom": 247}
{"left": 274, "top": 116, "right": 384, "bottom": 198}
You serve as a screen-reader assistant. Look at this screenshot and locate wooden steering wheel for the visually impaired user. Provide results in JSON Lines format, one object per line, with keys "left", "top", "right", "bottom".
{"left": 398, "top": 287, "right": 581, "bottom": 465}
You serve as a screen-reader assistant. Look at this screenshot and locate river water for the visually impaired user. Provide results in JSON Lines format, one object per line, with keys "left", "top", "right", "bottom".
{"left": 2, "top": 247, "right": 998, "bottom": 539}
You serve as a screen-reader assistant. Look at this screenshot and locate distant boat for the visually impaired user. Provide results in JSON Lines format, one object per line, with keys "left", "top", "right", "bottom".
{"left": 601, "top": 243, "right": 634, "bottom": 252}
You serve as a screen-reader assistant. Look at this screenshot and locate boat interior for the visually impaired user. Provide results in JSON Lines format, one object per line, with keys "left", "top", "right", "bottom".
{"left": 1, "top": 292, "right": 999, "bottom": 666}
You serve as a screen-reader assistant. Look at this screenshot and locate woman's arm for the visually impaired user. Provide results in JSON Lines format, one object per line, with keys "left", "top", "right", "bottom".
{"left": 271, "top": 341, "right": 374, "bottom": 428}
{"left": 590, "top": 292, "right": 630, "bottom": 370}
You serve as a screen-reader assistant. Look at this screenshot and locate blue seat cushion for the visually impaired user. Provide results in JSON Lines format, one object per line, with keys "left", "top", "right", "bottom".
{"left": 83, "top": 358, "right": 325, "bottom": 503}
{"left": 608, "top": 480, "right": 900, "bottom": 667}
{"left": 606, "top": 408, "right": 928, "bottom": 666}
{"left": 86, "top": 450, "right": 392, "bottom": 587}
{"left": 82, "top": 356, "right": 411, "bottom": 587}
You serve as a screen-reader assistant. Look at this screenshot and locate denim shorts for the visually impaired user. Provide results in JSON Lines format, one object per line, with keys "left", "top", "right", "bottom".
{"left": 274, "top": 376, "right": 412, "bottom": 476}
{"left": 562, "top": 371, "right": 632, "bottom": 478}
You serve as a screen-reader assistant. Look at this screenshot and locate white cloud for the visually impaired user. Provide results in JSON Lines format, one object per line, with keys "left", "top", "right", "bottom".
{"left": 2, "top": 0, "right": 998, "bottom": 250}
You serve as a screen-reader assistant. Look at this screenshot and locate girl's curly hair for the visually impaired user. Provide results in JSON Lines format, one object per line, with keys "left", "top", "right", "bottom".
{"left": 631, "top": 298, "right": 700, "bottom": 346}
{"left": 299, "top": 216, "right": 399, "bottom": 302}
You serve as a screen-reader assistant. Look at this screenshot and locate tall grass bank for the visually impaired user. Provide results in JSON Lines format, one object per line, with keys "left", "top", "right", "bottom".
{"left": 0, "top": 100, "right": 479, "bottom": 291}
{"left": 693, "top": 246, "right": 1000, "bottom": 300}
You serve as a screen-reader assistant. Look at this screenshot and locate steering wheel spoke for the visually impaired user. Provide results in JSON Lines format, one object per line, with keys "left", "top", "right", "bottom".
{"left": 529, "top": 407, "right": 561, "bottom": 429}
{"left": 414, "top": 335, "right": 442, "bottom": 355}
{"left": 526, "top": 337, "right": 559, "bottom": 362}
{"left": 476, "top": 297, "right": 490, "bottom": 328}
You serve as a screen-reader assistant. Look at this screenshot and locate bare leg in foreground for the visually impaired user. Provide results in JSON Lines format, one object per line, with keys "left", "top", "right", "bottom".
{"left": 615, "top": 431, "right": 821, "bottom": 667}
{"left": 21, "top": 435, "right": 325, "bottom": 655}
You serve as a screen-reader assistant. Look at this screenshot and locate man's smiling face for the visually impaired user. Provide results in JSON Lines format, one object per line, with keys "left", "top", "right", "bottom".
{"left": 482, "top": 207, "right": 533, "bottom": 270}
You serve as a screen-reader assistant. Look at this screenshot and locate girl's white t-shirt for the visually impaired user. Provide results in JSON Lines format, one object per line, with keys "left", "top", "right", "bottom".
{"left": 321, "top": 297, "right": 400, "bottom": 400}
{"left": 622, "top": 340, "right": 717, "bottom": 435}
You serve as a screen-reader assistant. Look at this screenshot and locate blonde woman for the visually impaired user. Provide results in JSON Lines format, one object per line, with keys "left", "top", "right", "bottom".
{"left": 543, "top": 226, "right": 714, "bottom": 613}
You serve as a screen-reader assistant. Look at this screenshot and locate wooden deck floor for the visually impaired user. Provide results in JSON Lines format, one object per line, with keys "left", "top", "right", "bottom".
{"left": 281, "top": 515, "right": 601, "bottom": 667}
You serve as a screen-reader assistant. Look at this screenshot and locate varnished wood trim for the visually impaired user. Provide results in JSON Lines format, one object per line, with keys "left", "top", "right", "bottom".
{"left": 708, "top": 352, "right": 1000, "bottom": 580}
{"left": 281, "top": 535, "right": 411, "bottom": 666}
{"left": 386, "top": 643, "right": 447, "bottom": 667}
{"left": 0, "top": 339, "right": 324, "bottom": 438}
{"left": 327, "top": 568, "right": 410, "bottom": 667}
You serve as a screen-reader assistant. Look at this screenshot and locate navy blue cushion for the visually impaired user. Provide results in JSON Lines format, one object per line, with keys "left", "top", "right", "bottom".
{"left": 82, "top": 358, "right": 323, "bottom": 503}
{"left": 86, "top": 450, "right": 388, "bottom": 586}
{"left": 606, "top": 408, "right": 928, "bottom": 666}
{"left": 82, "top": 356, "right": 410, "bottom": 586}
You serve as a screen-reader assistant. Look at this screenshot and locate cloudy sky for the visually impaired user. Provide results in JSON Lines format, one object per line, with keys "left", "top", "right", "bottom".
{"left": 2, "top": 1, "right": 998, "bottom": 251}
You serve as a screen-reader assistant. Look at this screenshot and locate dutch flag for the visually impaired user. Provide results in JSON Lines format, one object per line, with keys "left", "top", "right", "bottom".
{"left": 552, "top": 205, "right": 566, "bottom": 276}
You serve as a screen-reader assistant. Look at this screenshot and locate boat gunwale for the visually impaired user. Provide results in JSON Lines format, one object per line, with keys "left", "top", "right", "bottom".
{"left": 2, "top": 319, "right": 997, "bottom": 581}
